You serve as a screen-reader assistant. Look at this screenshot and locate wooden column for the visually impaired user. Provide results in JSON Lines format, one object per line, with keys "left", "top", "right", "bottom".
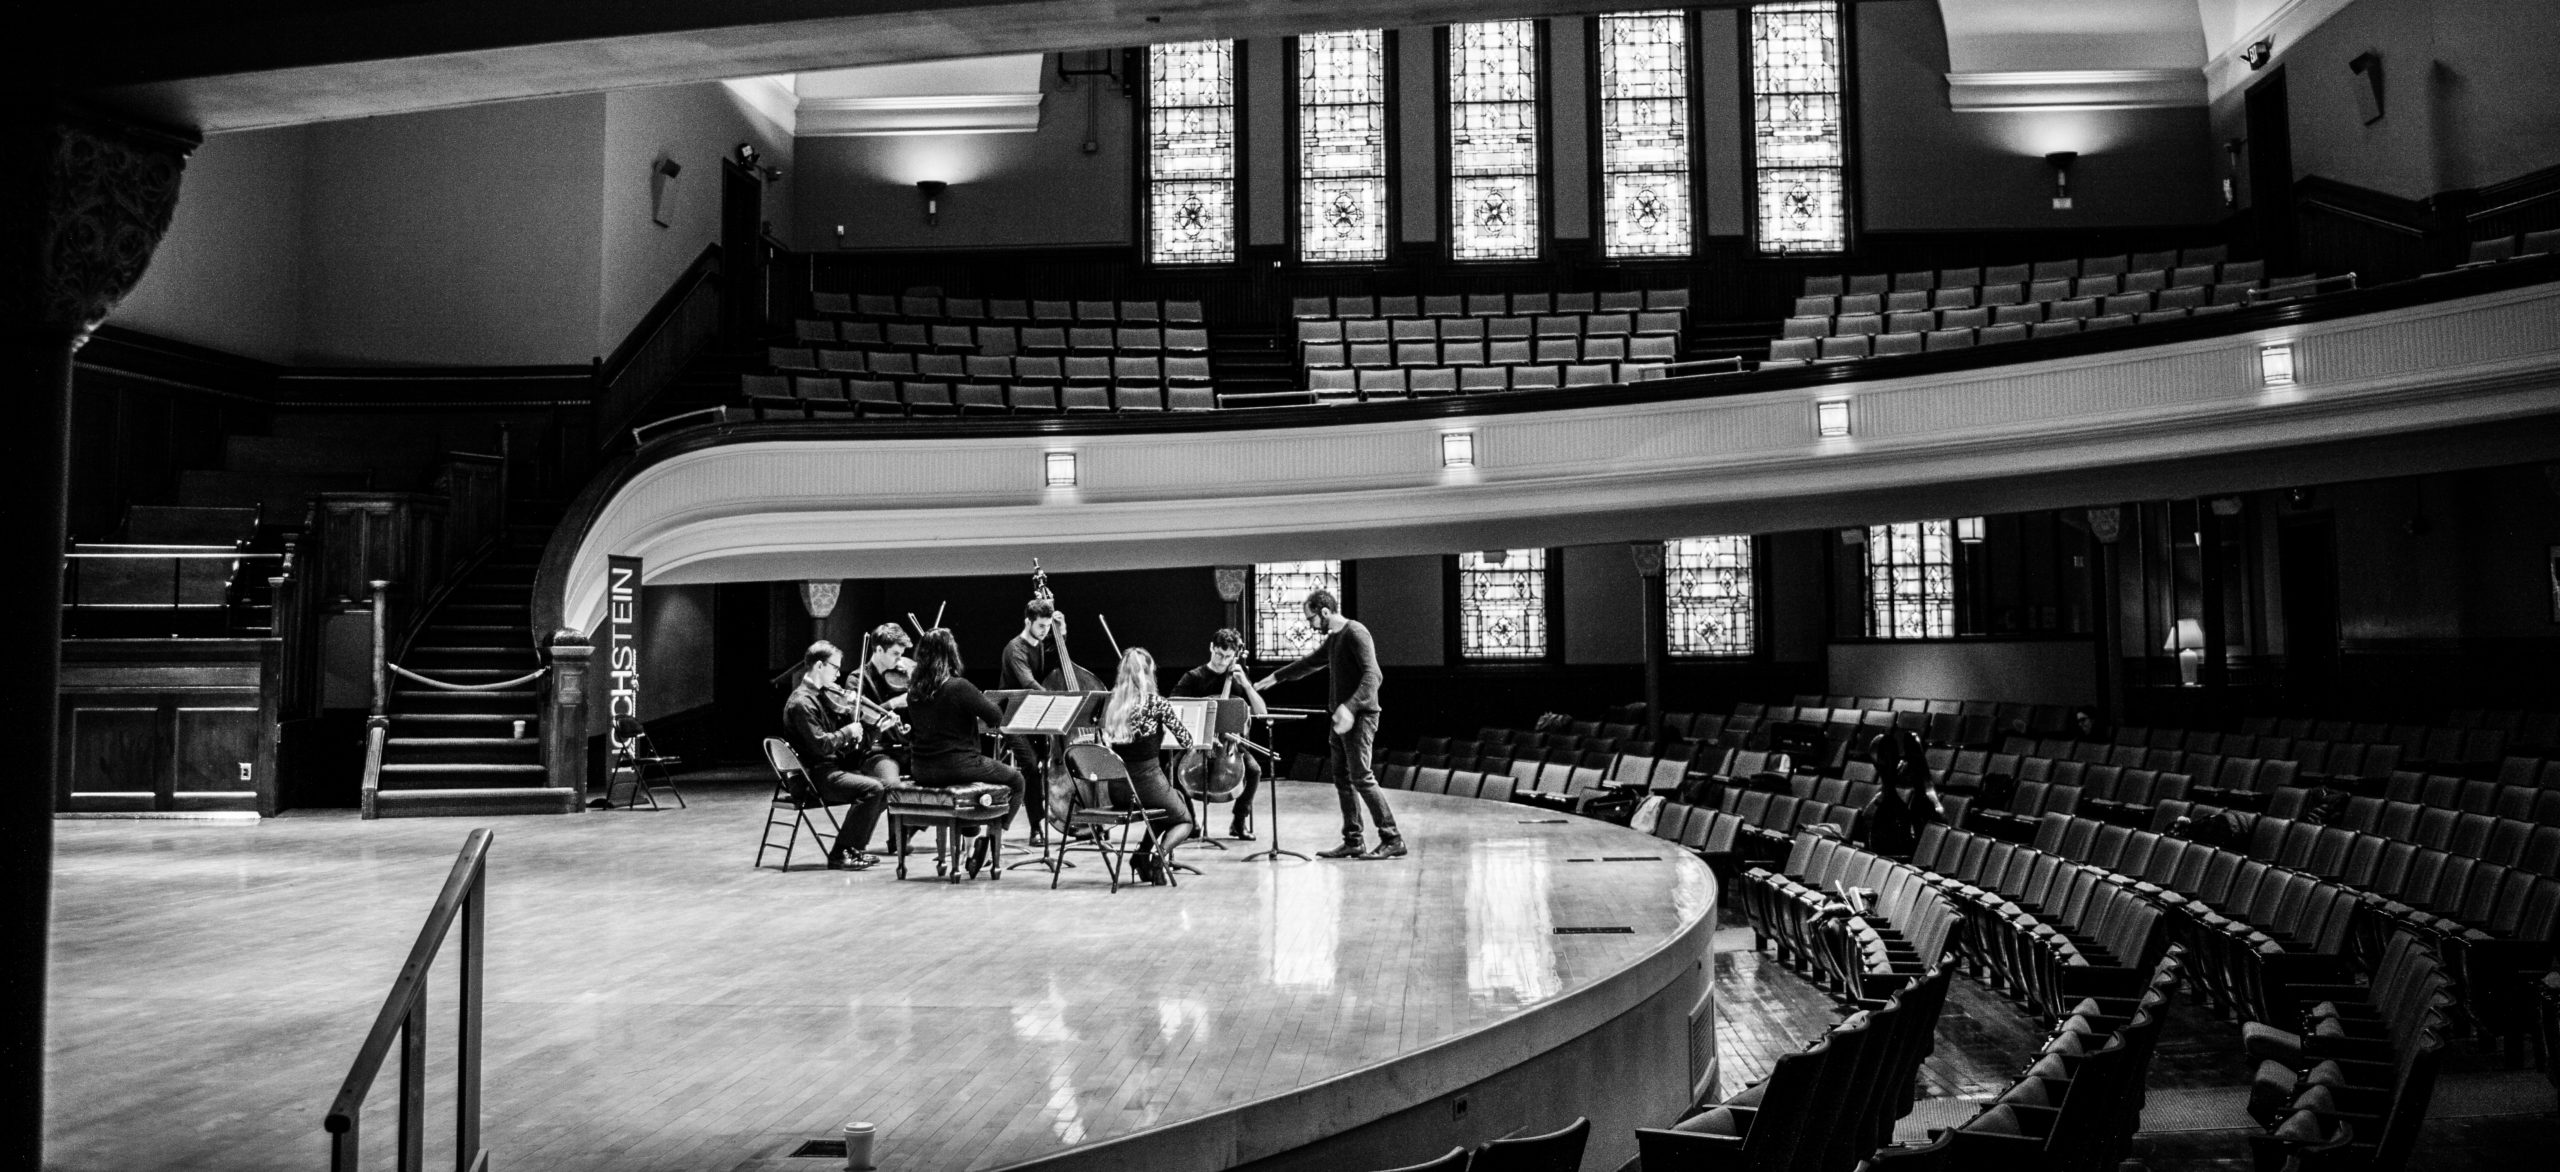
{"left": 1629, "top": 542, "right": 1666, "bottom": 745}
{"left": 0, "top": 103, "right": 196, "bottom": 1171}
{"left": 544, "top": 632, "right": 595, "bottom": 807}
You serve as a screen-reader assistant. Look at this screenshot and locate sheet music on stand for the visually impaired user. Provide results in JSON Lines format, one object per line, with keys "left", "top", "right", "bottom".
{"left": 1164, "top": 698, "right": 1216, "bottom": 747}
{"left": 999, "top": 691, "right": 1095, "bottom": 735}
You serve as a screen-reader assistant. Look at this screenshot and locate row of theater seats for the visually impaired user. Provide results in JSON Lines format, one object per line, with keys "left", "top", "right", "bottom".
{"left": 769, "top": 348, "right": 1211, "bottom": 383}
{"left": 2115, "top": 721, "right": 2528, "bottom": 782}
{"left": 2161, "top": 805, "right": 2560, "bottom": 1038}
{"left": 809, "top": 292, "right": 1206, "bottom": 325}
{"left": 1801, "top": 247, "right": 2237, "bottom": 297}
{"left": 1306, "top": 359, "right": 1671, "bottom": 399}
{"left": 2241, "top": 931, "right": 2450, "bottom": 1172}
{"left": 2462, "top": 228, "right": 2560, "bottom": 266}
{"left": 2306, "top": 706, "right": 2560, "bottom": 747}
{"left": 1638, "top": 962, "right": 1957, "bottom": 1172}
{"left": 1739, "top": 835, "right": 1971, "bottom": 1004}
{"left": 1768, "top": 289, "right": 2267, "bottom": 362}
{"left": 1289, "top": 289, "right": 1689, "bottom": 319}
{"left": 1860, "top": 952, "right": 2183, "bottom": 1172}
{"left": 789, "top": 319, "right": 1211, "bottom": 355}
{"left": 1793, "top": 260, "right": 2267, "bottom": 318}
{"left": 1297, "top": 311, "right": 1684, "bottom": 349}
{"left": 1942, "top": 818, "right": 2359, "bottom": 1026}
{"left": 741, "top": 371, "right": 1212, "bottom": 418}
{"left": 2280, "top": 778, "right": 2560, "bottom": 839}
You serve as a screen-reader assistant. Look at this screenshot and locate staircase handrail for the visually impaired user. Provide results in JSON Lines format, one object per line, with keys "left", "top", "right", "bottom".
{"left": 595, "top": 244, "right": 724, "bottom": 447}
{"left": 630, "top": 405, "right": 728, "bottom": 448}
{"left": 324, "top": 828, "right": 492, "bottom": 1172}
{"left": 386, "top": 664, "right": 548, "bottom": 691}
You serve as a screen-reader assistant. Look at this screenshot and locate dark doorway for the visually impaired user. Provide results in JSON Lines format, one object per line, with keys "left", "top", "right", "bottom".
{"left": 2277, "top": 514, "right": 2339, "bottom": 706}
{"left": 712, "top": 581, "right": 774, "bottom": 765}
{"left": 2244, "top": 68, "right": 2295, "bottom": 272}
{"left": 720, "top": 160, "right": 766, "bottom": 342}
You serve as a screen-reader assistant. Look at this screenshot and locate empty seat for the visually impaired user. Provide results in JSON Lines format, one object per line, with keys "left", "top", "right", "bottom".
{"left": 1818, "top": 335, "right": 1871, "bottom": 360}
{"left": 1510, "top": 365, "right": 1562, "bottom": 390}
{"left": 1767, "top": 337, "right": 1819, "bottom": 363}
{"left": 1873, "top": 332, "right": 1923, "bottom": 357}
{"left": 1923, "top": 328, "right": 1975, "bottom": 351}
{"left": 1409, "top": 367, "right": 1458, "bottom": 396}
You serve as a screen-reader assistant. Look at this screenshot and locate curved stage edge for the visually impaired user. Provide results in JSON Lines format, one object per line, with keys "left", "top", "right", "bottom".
{"left": 1001, "top": 790, "right": 1720, "bottom": 1172}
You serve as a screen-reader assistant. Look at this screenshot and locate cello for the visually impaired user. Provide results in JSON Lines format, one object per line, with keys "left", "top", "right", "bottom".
{"left": 1177, "top": 658, "right": 1258, "bottom": 811}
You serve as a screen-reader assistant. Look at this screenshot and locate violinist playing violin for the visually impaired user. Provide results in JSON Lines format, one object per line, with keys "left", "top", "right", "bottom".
{"left": 853, "top": 623, "right": 916, "bottom": 779}
{"left": 779, "top": 641, "right": 892, "bottom": 870}
{"left": 1172, "top": 628, "right": 1266, "bottom": 840}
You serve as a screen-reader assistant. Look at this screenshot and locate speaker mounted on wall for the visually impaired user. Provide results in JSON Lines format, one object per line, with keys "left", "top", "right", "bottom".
{"left": 2348, "top": 51, "right": 2385, "bottom": 124}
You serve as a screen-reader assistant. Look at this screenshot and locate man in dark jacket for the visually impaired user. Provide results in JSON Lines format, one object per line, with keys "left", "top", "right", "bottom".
{"left": 780, "top": 641, "right": 890, "bottom": 869}
{"left": 1256, "top": 590, "right": 1403, "bottom": 859}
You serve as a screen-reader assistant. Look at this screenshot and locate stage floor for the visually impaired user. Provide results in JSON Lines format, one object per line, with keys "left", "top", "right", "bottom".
{"left": 46, "top": 780, "right": 1715, "bottom": 1172}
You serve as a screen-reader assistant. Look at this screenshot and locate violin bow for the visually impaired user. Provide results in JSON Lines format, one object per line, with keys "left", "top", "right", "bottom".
{"left": 932, "top": 601, "right": 946, "bottom": 630}
{"left": 1097, "top": 614, "right": 1125, "bottom": 663}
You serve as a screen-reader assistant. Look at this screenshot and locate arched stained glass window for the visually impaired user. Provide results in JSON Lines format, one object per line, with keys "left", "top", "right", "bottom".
{"left": 1749, "top": 2, "right": 1846, "bottom": 253}
{"left": 1148, "top": 40, "right": 1238, "bottom": 264}
{"left": 1597, "top": 11, "right": 1693, "bottom": 258}
{"left": 1665, "top": 536, "right": 1754, "bottom": 655}
{"left": 1458, "top": 549, "right": 1548, "bottom": 658}
{"left": 1866, "top": 521, "right": 1954, "bottom": 638}
{"left": 1448, "top": 21, "right": 1542, "bottom": 261}
{"left": 1298, "top": 30, "right": 1390, "bottom": 263}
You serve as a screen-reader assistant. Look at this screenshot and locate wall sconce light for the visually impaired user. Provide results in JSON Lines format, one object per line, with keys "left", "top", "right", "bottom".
{"left": 654, "top": 158, "right": 683, "bottom": 180}
{"left": 2259, "top": 342, "right": 2296, "bottom": 387}
{"left": 2045, "top": 152, "right": 2077, "bottom": 211}
{"left": 2165, "top": 618, "right": 2207, "bottom": 687}
{"left": 1815, "top": 398, "right": 1851, "bottom": 438}
{"left": 916, "top": 180, "right": 948, "bottom": 227}
{"left": 1440, "top": 430, "right": 1476, "bottom": 468}
{"left": 1043, "top": 450, "right": 1077, "bottom": 488}
{"left": 734, "top": 142, "right": 760, "bottom": 165}
{"left": 1627, "top": 540, "right": 1665, "bottom": 578}
{"left": 1956, "top": 516, "right": 1985, "bottom": 544}
{"left": 2242, "top": 40, "right": 2274, "bottom": 70}
{"left": 833, "top": 224, "right": 846, "bottom": 249}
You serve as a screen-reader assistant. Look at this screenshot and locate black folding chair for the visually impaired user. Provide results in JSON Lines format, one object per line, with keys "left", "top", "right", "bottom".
{"left": 756, "top": 738, "right": 841, "bottom": 871}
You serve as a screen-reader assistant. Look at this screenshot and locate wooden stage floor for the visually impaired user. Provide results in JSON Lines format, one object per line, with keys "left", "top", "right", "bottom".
{"left": 46, "top": 780, "right": 1716, "bottom": 1172}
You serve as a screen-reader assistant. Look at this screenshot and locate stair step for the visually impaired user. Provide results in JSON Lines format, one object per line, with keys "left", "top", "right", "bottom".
{"left": 388, "top": 736, "right": 538, "bottom": 748}
{"left": 394, "top": 666, "right": 527, "bottom": 679}
{"left": 380, "top": 762, "right": 547, "bottom": 776}
{"left": 394, "top": 689, "right": 537, "bottom": 703}
{"left": 370, "top": 787, "right": 578, "bottom": 817}
{"left": 392, "top": 713, "right": 536, "bottom": 724}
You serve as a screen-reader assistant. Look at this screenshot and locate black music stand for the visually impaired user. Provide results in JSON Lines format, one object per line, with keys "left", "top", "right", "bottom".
{"left": 1242, "top": 708, "right": 1319, "bottom": 863}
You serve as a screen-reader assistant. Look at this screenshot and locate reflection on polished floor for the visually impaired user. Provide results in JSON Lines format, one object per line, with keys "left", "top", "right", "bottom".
{"left": 46, "top": 781, "right": 1714, "bottom": 1172}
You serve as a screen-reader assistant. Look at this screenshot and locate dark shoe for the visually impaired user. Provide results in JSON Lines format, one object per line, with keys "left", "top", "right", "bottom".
{"left": 1228, "top": 824, "right": 1256, "bottom": 842}
{"left": 826, "top": 853, "right": 875, "bottom": 871}
{"left": 1316, "top": 841, "right": 1365, "bottom": 859}
{"left": 1363, "top": 839, "right": 1408, "bottom": 860}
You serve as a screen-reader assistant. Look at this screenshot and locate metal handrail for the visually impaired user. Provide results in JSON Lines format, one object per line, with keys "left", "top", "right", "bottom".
{"left": 2246, "top": 272, "right": 2361, "bottom": 304}
{"left": 631, "top": 405, "right": 728, "bottom": 447}
{"left": 325, "top": 829, "right": 492, "bottom": 1172}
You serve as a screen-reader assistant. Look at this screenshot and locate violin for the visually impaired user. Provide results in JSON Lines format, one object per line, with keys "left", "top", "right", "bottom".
{"left": 1031, "top": 559, "right": 1110, "bottom": 692}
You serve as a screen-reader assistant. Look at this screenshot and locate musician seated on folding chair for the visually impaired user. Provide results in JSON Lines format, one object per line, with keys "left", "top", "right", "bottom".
{"left": 1170, "top": 627, "right": 1264, "bottom": 840}
{"left": 780, "top": 641, "right": 891, "bottom": 871}
{"left": 1101, "top": 647, "right": 1195, "bottom": 885}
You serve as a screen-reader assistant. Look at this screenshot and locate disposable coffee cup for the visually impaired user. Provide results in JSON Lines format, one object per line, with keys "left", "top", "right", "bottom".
{"left": 511, "top": 720, "right": 527, "bottom": 739}
{"left": 843, "top": 1121, "right": 876, "bottom": 1170}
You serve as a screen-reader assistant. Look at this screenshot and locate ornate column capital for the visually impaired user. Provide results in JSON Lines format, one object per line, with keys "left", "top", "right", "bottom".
{"left": 5, "top": 105, "right": 197, "bottom": 347}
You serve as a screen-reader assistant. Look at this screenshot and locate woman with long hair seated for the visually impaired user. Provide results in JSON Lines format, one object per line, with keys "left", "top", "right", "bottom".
{"left": 1860, "top": 728, "right": 1943, "bottom": 857}
{"left": 901, "top": 628, "right": 1028, "bottom": 868}
{"left": 1101, "top": 647, "right": 1195, "bottom": 884}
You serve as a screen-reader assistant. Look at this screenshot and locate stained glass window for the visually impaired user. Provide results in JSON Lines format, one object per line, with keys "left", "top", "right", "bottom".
{"left": 1298, "top": 30, "right": 1390, "bottom": 263}
{"left": 1458, "top": 549, "right": 1548, "bottom": 658}
{"left": 1598, "top": 11, "right": 1693, "bottom": 258}
{"left": 1749, "top": 2, "right": 1846, "bottom": 253}
{"left": 1448, "top": 21, "right": 1542, "bottom": 261}
{"left": 1866, "top": 521, "right": 1955, "bottom": 639}
{"left": 1252, "top": 561, "right": 1342, "bottom": 663}
{"left": 1665, "top": 537, "right": 1754, "bottom": 655}
{"left": 1148, "top": 40, "right": 1238, "bottom": 265}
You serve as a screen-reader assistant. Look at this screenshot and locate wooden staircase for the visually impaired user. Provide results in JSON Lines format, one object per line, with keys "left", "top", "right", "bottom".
{"left": 370, "top": 512, "right": 575, "bottom": 817}
{"left": 1208, "top": 325, "right": 1312, "bottom": 408}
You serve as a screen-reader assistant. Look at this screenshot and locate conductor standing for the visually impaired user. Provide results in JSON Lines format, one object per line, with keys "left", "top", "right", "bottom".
{"left": 1255, "top": 590, "right": 1403, "bottom": 860}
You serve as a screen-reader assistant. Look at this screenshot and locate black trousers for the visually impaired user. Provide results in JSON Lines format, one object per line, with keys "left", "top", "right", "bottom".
{"left": 914, "top": 752, "right": 1026, "bottom": 827}
{"left": 812, "top": 768, "right": 889, "bottom": 857}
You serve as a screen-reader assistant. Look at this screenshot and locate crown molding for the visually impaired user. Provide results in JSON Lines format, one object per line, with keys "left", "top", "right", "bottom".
{"left": 795, "top": 93, "right": 1047, "bottom": 137}
{"left": 1947, "top": 69, "right": 2204, "bottom": 111}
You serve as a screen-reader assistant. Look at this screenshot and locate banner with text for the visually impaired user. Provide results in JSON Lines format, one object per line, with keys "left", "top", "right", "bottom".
{"left": 606, "top": 555, "right": 642, "bottom": 752}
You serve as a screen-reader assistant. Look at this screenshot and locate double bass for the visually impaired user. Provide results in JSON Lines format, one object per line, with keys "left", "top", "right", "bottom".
{"left": 1028, "top": 560, "right": 1108, "bottom": 836}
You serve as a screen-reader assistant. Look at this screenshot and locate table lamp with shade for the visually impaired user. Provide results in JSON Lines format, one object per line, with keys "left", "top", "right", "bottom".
{"left": 2165, "top": 619, "right": 2206, "bottom": 687}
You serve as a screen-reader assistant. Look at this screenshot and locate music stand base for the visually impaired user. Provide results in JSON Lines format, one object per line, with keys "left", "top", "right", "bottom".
{"left": 1242, "top": 848, "right": 1311, "bottom": 862}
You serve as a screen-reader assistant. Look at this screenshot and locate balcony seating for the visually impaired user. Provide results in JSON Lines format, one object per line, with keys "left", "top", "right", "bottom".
{"left": 1776, "top": 251, "right": 2292, "bottom": 365}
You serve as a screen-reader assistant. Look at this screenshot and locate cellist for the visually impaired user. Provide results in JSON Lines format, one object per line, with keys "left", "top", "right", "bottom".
{"left": 1171, "top": 628, "right": 1266, "bottom": 840}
